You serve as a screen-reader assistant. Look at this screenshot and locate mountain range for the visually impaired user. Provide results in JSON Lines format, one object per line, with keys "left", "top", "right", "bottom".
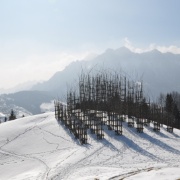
{"left": 0, "top": 91, "right": 53, "bottom": 116}
{"left": 32, "top": 47, "right": 180, "bottom": 99}
{"left": 1, "top": 47, "right": 180, "bottom": 115}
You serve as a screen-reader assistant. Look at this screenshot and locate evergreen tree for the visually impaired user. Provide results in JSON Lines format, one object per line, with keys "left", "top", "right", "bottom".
{"left": 173, "top": 103, "right": 180, "bottom": 127}
{"left": 165, "top": 93, "right": 180, "bottom": 128}
{"left": 165, "top": 93, "right": 173, "bottom": 114}
{"left": 9, "top": 109, "right": 16, "bottom": 121}
{"left": 141, "top": 98, "right": 150, "bottom": 119}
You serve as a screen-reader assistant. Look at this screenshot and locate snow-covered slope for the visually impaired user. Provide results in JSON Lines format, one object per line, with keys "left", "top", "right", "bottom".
{"left": 0, "top": 112, "right": 180, "bottom": 180}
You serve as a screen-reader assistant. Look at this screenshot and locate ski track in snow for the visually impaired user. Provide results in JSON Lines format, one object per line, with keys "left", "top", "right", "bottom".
{"left": 109, "top": 167, "right": 160, "bottom": 180}
{"left": 0, "top": 115, "right": 51, "bottom": 180}
{"left": 0, "top": 112, "right": 180, "bottom": 180}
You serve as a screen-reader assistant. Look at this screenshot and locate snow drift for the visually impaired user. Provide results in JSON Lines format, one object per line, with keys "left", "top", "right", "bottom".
{"left": 0, "top": 112, "right": 180, "bottom": 180}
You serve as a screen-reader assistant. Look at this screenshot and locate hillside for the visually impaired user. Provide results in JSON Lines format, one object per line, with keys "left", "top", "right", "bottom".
{"left": 0, "top": 112, "right": 180, "bottom": 180}
{"left": 0, "top": 91, "right": 53, "bottom": 116}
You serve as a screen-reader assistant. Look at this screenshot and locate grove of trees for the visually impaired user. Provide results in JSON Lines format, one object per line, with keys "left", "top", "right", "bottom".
{"left": 55, "top": 69, "right": 180, "bottom": 144}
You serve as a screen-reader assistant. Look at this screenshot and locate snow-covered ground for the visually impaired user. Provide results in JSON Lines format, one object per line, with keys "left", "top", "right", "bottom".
{"left": 0, "top": 112, "right": 180, "bottom": 180}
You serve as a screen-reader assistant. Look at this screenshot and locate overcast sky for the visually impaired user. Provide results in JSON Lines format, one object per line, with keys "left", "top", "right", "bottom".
{"left": 0, "top": 0, "right": 180, "bottom": 89}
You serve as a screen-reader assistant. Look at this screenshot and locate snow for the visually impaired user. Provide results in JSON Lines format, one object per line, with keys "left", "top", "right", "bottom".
{"left": 0, "top": 112, "right": 6, "bottom": 123}
{"left": 0, "top": 112, "right": 5, "bottom": 117}
{"left": 40, "top": 100, "right": 54, "bottom": 113}
{"left": 0, "top": 112, "right": 180, "bottom": 180}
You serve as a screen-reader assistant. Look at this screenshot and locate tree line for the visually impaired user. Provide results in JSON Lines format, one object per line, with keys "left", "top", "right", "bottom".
{"left": 158, "top": 92, "right": 180, "bottom": 129}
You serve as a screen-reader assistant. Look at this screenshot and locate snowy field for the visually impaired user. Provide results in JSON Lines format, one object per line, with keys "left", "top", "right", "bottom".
{"left": 0, "top": 112, "right": 180, "bottom": 180}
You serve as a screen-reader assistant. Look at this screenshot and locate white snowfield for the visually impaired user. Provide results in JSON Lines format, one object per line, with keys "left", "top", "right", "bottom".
{"left": 0, "top": 112, "right": 180, "bottom": 180}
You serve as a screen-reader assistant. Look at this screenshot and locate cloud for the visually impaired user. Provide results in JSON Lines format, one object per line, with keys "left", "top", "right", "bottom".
{"left": 1, "top": 37, "right": 180, "bottom": 90}
{"left": 0, "top": 41, "right": 90, "bottom": 89}
{"left": 40, "top": 100, "right": 54, "bottom": 112}
{"left": 156, "top": 45, "right": 180, "bottom": 54}
{"left": 40, "top": 100, "right": 66, "bottom": 113}
{"left": 124, "top": 37, "right": 180, "bottom": 54}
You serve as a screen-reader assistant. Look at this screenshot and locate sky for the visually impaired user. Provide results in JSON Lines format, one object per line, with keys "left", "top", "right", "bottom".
{"left": 0, "top": 0, "right": 180, "bottom": 89}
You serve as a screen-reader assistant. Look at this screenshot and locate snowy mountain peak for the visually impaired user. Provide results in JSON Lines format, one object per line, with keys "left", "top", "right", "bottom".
{"left": 31, "top": 46, "right": 180, "bottom": 98}
{"left": 116, "top": 46, "right": 133, "bottom": 53}
{"left": 145, "top": 49, "right": 162, "bottom": 55}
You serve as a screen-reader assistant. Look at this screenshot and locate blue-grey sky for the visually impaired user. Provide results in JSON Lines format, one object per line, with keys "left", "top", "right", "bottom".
{"left": 0, "top": 0, "right": 180, "bottom": 89}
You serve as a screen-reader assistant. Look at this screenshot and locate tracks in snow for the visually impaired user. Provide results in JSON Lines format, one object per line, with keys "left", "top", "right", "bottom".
{"left": 1, "top": 113, "right": 180, "bottom": 179}
{"left": 0, "top": 115, "right": 52, "bottom": 180}
{"left": 109, "top": 167, "right": 161, "bottom": 180}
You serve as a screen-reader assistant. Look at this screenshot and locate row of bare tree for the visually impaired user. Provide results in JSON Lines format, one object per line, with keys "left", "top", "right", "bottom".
{"left": 54, "top": 70, "right": 179, "bottom": 144}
